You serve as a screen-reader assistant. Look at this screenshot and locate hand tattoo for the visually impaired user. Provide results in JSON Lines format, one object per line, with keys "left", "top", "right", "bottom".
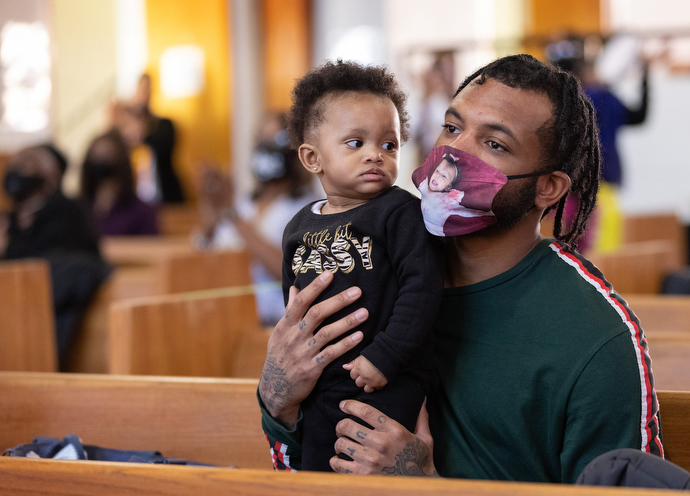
{"left": 299, "top": 319, "right": 307, "bottom": 330}
{"left": 308, "top": 338, "right": 316, "bottom": 346}
{"left": 380, "top": 439, "right": 429, "bottom": 477}
{"left": 259, "top": 356, "right": 293, "bottom": 420}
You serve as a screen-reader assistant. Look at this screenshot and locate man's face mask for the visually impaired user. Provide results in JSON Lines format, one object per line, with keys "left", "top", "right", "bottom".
{"left": 412, "top": 145, "right": 547, "bottom": 236}
{"left": 3, "top": 170, "right": 44, "bottom": 202}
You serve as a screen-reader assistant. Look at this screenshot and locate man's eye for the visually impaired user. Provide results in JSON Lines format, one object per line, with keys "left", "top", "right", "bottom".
{"left": 488, "top": 141, "right": 505, "bottom": 151}
{"left": 346, "top": 140, "right": 363, "bottom": 148}
{"left": 382, "top": 142, "right": 397, "bottom": 151}
{"left": 442, "top": 124, "right": 460, "bottom": 134}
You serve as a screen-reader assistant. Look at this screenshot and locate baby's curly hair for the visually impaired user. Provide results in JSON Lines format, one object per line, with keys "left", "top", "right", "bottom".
{"left": 286, "top": 59, "right": 410, "bottom": 149}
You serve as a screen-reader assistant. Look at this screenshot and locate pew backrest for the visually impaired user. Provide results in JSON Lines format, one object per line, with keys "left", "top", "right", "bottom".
{"left": 589, "top": 240, "right": 680, "bottom": 294}
{"left": 0, "top": 374, "right": 687, "bottom": 494}
{"left": 0, "top": 372, "right": 270, "bottom": 468}
{"left": 658, "top": 390, "right": 690, "bottom": 473}
{"left": 109, "top": 288, "right": 262, "bottom": 377}
{"left": 0, "top": 259, "right": 57, "bottom": 372}
{"left": 155, "top": 250, "right": 253, "bottom": 294}
{"left": 622, "top": 295, "right": 690, "bottom": 391}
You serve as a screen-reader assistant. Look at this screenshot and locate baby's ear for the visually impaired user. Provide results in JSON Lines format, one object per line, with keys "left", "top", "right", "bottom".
{"left": 298, "top": 144, "right": 321, "bottom": 174}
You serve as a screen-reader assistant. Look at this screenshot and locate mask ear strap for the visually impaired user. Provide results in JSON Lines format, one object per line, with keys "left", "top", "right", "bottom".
{"left": 506, "top": 168, "right": 556, "bottom": 180}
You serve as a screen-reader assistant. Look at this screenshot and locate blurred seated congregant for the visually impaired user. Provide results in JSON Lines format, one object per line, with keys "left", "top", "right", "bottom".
{"left": 1, "top": 144, "right": 111, "bottom": 370}
{"left": 81, "top": 129, "right": 159, "bottom": 236}
{"left": 194, "top": 112, "right": 319, "bottom": 326}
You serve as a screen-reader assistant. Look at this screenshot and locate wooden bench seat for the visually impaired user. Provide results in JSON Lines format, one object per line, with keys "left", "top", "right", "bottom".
{"left": 0, "top": 460, "right": 683, "bottom": 496}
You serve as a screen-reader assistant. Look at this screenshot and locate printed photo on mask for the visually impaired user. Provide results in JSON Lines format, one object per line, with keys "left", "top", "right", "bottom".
{"left": 412, "top": 146, "right": 507, "bottom": 236}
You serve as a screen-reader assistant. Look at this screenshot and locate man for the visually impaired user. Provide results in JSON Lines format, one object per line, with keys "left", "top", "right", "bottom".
{"left": 257, "top": 54, "right": 662, "bottom": 483}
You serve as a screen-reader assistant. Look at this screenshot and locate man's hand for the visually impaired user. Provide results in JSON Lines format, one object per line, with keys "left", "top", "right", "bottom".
{"left": 343, "top": 355, "right": 388, "bottom": 392}
{"left": 330, "top": 399, "right": 436, "bottom": 476}
{"left": 258, "top": 270, "right": 368, "bottom": 427}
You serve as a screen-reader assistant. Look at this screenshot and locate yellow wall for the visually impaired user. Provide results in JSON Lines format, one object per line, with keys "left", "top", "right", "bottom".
{"left": 526, "top": 0, "right": 600, "bottom": 58}
{"left": 145, "top": 0, "right": 231, "bottom": 201}
{"left": 261, "top": 0, "right": 311, "bottom": 112}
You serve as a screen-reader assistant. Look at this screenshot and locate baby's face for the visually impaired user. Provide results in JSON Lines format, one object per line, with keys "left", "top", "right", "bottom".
{"left": 429, "top": 160, "right": 457, "bottom": 192}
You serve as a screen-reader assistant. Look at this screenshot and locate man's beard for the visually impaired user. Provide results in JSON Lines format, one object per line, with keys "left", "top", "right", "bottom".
{"left": 490, "top": 177, "right": 538, "bottom": 230}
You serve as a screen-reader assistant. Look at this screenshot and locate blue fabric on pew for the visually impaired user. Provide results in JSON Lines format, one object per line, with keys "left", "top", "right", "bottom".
{"left": 2, "top": 434, "right": 215, "bottom": 466}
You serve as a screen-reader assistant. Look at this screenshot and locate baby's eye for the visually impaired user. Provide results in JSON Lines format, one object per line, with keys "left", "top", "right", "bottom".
{"left": 346, "top": 140, "right": 363, "bottom": 148}
{"left": 382, "top": 141, "right": 397, "bottom": 151}
{"left": 442, "top": 124, "right": 460, "bottom": 134}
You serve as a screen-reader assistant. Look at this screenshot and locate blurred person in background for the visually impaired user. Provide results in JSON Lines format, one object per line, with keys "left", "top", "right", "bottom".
{"left": 411, "top": 51, "right": 456, "bottom": 164}
{"left": 126, "top": 74, "right": 186, "bottom": 204}
{"left": 80, "top": 129, "right": 159, "bottom": 236}
{"left": 1, "top": 144, "right": 110, "bottom": 370}
{"left": 194, "top": 111, "right": 320, "bottom": 326}
{"left": 548, "top": 35, "right": 650, "bottom": 253}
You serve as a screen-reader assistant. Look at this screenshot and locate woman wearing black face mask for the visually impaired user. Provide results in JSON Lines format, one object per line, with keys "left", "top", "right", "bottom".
{"left": 1, "top": 145, "right": 109, "bottom": 371}
{"left": 80, "top": 129, "right": 158, "bottom": 236}
{"left": 1, "top": 145, "right": 102, "bottom": 260}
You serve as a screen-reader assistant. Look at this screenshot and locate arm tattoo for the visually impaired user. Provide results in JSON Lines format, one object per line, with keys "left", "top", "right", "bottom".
{"left": 380, "top": 439, "right": 429, "bottom": 477}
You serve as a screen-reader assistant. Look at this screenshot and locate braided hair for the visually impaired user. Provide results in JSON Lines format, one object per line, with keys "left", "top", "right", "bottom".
{"left": 455, "top": 54, "right": 600, "bottom": 246}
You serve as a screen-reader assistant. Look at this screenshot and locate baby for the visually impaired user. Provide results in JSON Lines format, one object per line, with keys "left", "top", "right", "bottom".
{"left": 280, "top": 60, "right": 444, "bottom": 471}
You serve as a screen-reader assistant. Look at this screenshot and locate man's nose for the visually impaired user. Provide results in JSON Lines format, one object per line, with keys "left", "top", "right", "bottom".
{"left": 444, "top": 132, "right": 478, "bottom": 156}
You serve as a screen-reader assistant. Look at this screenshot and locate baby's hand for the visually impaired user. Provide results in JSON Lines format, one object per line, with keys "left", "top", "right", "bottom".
{"left": 343, "top": 355, "right": 388, "bottom": 393}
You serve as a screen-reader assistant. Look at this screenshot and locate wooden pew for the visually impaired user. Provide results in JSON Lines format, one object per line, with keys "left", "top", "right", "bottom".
{"left": 100, "top": 235, "right": 194, "bottom": 268}
{"left": 588, "top": 240, "right": 680, "bottom": 294}
{"left": 0, "top": 259, "right": 57, "bottom": 372}
{"left": 155, "top": 250, "right": 253, "bottom": 294}
{"left": 0, "top": 461, "right": 682, "bottom": 496}
{"left": 109, "top": 287, "right": 268, "bottom": 377}
{"left": 659, "top": 390, "right": 690, "bottom": 472}
{"left": 157, "top": 204, "right": 201, "bottom": 237}
{"left": 624, "top": 213, "right": 687, "bottom": 266}
{"left": 0, "top": 372, "right": 270, "bottom": 468}
{"left": 0, "top": 372, "right": 686, "bottom": 495}
{"left": 71, "top": 243, "right": 256, "bottom": 374}
{"left": 622, "top": 295, "right": 690, "bottom": 391}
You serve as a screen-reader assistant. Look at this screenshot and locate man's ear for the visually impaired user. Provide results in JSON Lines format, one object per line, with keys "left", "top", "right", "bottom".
{"left": 535, "top": 171, "right": 571, "bottom": 209}
{"left": 298, "top": 144, "right": 321, "bottom": 174}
